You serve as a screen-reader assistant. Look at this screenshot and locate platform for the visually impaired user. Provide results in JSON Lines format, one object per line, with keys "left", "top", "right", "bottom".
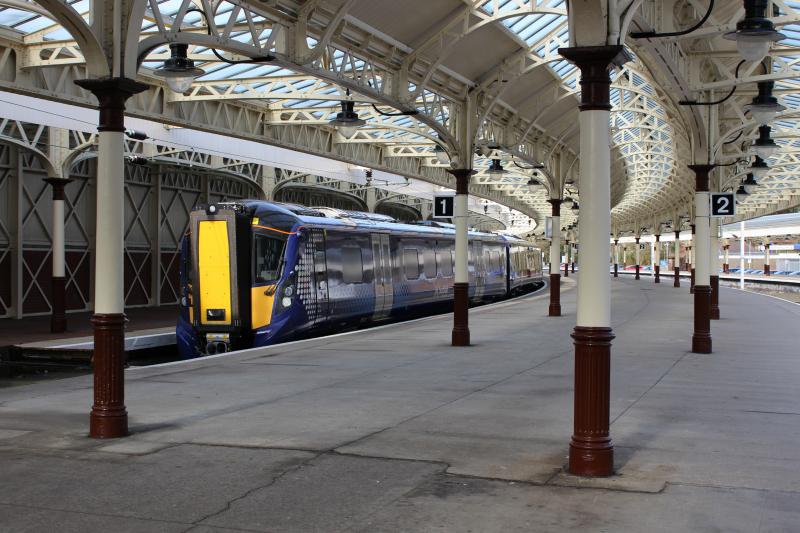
{"left": 0, "top": 277, "right": 798, "bottom": 532}
{"left": 0, "top": 306, "right": 179, "bottom": 347}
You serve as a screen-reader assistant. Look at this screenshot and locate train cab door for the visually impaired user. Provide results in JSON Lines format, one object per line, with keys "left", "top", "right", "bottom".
{"left": 311, "top": 229, "right": 330, "bottom": 324}
{"left": 372, "top": 233, "right": 393, "bottom": 320}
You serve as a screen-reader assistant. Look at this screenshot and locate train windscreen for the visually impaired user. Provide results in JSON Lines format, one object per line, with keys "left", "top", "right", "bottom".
{"left": 254, "top": 234, "right": 286, "bottom": 283}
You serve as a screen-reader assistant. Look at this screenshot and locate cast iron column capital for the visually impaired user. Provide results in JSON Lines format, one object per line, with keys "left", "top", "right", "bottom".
{"left": 74, "top": 77, "right": 148, "bottom": 131}
{"left": 688, "top": 164, "right": 714, "bottom": 192}
{"left": 43, "top": 177, "right": 73, "bottom": 199}
{"left": 446, "top": 168, "right": 474, "bottom": 195}
{"left": 558, "top": 45, "right": 628, "bottom": 111}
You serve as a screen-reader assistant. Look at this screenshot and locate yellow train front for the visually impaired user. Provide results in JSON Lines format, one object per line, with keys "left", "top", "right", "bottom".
{"left": 176, "top": 200, "right": 544, "bottom": 358}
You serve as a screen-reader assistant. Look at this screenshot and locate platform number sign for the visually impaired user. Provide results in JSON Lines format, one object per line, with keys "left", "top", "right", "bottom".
{"left": 433, "top": 193, "right": 455, "bottom": 219}
{"left": 710, "top": 192, "right": 735, "bottom": 217}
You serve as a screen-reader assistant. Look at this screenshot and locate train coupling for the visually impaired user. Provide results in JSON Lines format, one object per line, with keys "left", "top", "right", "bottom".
{"left": 205, "top": 333, "right": 230, "bottom": 355}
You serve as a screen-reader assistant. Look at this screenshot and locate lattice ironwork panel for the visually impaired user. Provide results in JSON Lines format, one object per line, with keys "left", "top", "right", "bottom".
{"left": 21, "top": 248, "right": 51, "bottom": 314}
{"left": 159, "top": 170, "right": 202, "bottom": 305}
{"left": 0, "top": 145, "right": 11, "bottom": 317}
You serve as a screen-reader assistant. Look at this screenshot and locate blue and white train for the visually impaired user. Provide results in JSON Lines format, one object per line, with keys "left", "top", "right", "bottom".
{"left": 177, "top": 200, "right": 543, "bottom": 358}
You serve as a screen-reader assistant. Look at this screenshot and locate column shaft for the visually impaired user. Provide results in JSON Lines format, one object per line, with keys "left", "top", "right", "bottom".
{"left": 45, "top": 178, "right": 70, "bottom": 333}
{"left": 690, "top": 225, "right": 696, "bottom": 293}
{"left": 654, "top": 235, "right": 660, "bottom": 283}
{"left": 690, "top": 166, "right": 712, "bottom": 354}
{"left": 710, "top": 218, "right": 720, "bottom": 320}
{"left": 559, "top": 45, "right": 625, "bottom": 477}
{"left": 674, "top": 231, "right": 681, "bottom": 287}
{"left": 548, "top": 202, "right": 562, "bottom": 317}
{"left": 634, "top": 237, "right": 640, "bottom": 280}
{"left": 451, "top": 169, "right": 471, "bottom": 346}
{"left": 75, "top": 77, "right": 147, "bottom": 438}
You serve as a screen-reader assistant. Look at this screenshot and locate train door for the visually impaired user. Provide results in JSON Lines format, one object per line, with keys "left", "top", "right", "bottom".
{"left": 372, "top": 233, "right": 393, "bottom": 319}
{"left": 311, "top": 229, "right": 329, "bottom": 324}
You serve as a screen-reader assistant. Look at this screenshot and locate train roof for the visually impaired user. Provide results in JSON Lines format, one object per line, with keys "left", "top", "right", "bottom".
{"left": 228, "top": 200, "right": 539, "bottom": 247}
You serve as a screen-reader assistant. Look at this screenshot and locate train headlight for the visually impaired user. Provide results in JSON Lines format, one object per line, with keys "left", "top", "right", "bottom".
{"left": 284, "top": 285, "right": 294, "bottom": 297}
{"left": 281, "top": 297, "right": 292, "bottom": 308}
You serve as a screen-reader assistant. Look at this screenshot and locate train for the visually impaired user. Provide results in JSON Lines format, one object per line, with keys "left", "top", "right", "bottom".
{"left": 176, "top": 200, "right": 544, "bottom": 358}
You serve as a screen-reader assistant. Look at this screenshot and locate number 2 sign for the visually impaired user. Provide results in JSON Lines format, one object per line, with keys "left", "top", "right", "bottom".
{"left": 710, "top": 193, "right": 735, "bottom": 217}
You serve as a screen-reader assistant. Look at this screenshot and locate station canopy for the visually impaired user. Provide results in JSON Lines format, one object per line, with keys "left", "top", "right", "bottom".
{"left": 1, "top": 0, "right": 800, "bottom": 236}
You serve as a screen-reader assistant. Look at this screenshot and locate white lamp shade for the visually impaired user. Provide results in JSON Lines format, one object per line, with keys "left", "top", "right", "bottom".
{"left": 338, "top": 125, "right": 358, "bottom": 139}
{"left": 166, "top": 75, "right": 195, "bottom": 93}
{"left": 751, "top": 166, "right": 769, "bottom": 179}
{"left": 750, "top": 108, "right": 779, "bottom": 125}
{"left": 752, "top": 144, "right": 777, "bottom": 159}
{"left": 736, "top": 35, "right": 772, "bottom": 63}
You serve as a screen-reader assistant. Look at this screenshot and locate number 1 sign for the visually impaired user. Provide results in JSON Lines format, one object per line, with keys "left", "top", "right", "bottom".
{"left": 433, "top": 193, "right": 455, "bottom": 219}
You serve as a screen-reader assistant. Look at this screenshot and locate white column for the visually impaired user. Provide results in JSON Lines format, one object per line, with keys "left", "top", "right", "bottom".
{"left": 635, "top": 239, "right": 641, "bottom": 269}
{"left": 764, "top": 241, "right": 770, "bottom": 272}
{"left": 709, "top": 219, "right": 719, "bottom": 276}
{"left": 576, "top": 110, "right": 610, "bottom": 327}
{"left": 740, "top": 223, "right": 745, "bottom": 289}
{"left": 52, "top": 197, "right": 65, "bottom": 278}
{"left": 650, "top": 240, "right": 655, "bottom": 270}
{"left": 550, "top": 216, "right": 561, "bottom": 274}
{"left": 674, "top": 234, "right": 680, "bottom": 269}
{"left": 455, "top": 193, "right": 468, "bottom": 284}
{"left": 724, "top": 242, "right": 729, "bottom": 267}
{"left": 94, "top": 130, "right": 125, "bottom": 314}
{"left": 695, "top": 194, "right": 710, "bottom": 286}
{"left": 653, "top": 239, "right": 659, "bottom": 267}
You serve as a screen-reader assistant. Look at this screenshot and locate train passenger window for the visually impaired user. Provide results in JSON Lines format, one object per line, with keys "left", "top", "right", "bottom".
{"left": 423, "top": 248, "right": 437, "bottom": 278}
{"left": 341, "top": 246, "right": 364, "bottom": 283}
{"left": 253, "top": 234, "right": 286, "bottom": 283}
{"left": 404, "top": 248, "right": 420, "bottom": 279}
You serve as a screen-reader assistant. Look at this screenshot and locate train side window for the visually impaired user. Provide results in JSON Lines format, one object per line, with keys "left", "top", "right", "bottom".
{"left": 423, "top": 248, "right": 437, "bottom": 278}
{"left": 341, "top": 246, "right": 364, "bottom": 283}
{"left": 254, "top": 233, "right": 286, "bottom": 283}
{"left": 404, "top": 248, "right": 420, "bottom": 279}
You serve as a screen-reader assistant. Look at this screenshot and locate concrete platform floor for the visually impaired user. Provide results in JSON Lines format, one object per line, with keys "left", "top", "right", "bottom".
{"left": 0, "top": 276, "right": 798, "bottom": 532}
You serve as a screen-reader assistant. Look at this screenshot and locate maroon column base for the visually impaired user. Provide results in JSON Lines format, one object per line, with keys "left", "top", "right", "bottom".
{"left": 723, "top": 263, "right": 729, "bottom": 274}
{"left": 654, "top": 265, "right": 660, "bottom": 284}
{"left": 613, "top": 264, "right": 618, "bottom": 277}
{"left": 564, "top": 262, "right": 569, "bottom": 277}
{"left": 634, "top": 265, "right": 640, "bottom": 280}
{"left": 571, "top": 262, "right": 575, "bottom": 273}
{"left": 90, "top": 313, "right": 129, "bottom": 438}
{"left": 673, "top": 268, "right": 680, "bottom": 288}
{"left": 764, "top": 265, "right": 770, "bottom": 276}
{"left": 690, "top": 268, "right": 695, "bottom": 293}
{"left": 569, "top": 326, "right": 615, "bottom": 477}
{"left": 548, "top": 274, "right": 561, "bottom": 317}
{"left": 710, "top": 275, "right": 720, "bottom": 320}
{"left": 50, "top": 276, "right": 67, "bottom": 333}
{"left": 452, "top": 282, "right": 470, "bottom": 346}
{"left": 692, "top": 286, "right": 712, "bottom": 354}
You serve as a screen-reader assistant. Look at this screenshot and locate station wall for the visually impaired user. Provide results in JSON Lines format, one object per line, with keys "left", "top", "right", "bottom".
{"left": 0, "top": 141, "right": 262, "bottom": 318}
